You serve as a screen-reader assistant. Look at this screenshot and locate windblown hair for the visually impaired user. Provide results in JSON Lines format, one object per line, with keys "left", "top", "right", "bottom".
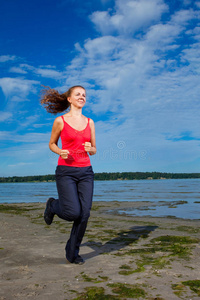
{"left": 40, "top": 85, "right": 85, "bottom": 114}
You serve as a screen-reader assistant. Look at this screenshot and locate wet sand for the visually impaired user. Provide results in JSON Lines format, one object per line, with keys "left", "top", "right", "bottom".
{"left": 0, "top": 201, "right": 200, "bottom": 300}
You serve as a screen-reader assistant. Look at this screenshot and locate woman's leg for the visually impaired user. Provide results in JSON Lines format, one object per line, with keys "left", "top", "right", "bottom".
{"left": 51, "top": 166, "right": 81, "bottom": 221}
{"left": 65, "top": 166, "right": 94, "bottom": 262}
{"left": 50, "top": 165, "right": 94, "bottom": 263}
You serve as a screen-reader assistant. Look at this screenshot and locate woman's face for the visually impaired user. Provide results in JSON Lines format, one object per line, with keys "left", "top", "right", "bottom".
{"left": 68, "top": 87, "right": 86, "bottom": 109}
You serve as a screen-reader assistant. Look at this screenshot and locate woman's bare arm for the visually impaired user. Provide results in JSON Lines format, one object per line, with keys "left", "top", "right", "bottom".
{"left": 49, "top": 117, "right": 69, "bottom": 159}
{"left": 88, "top": 118, "right": 97, "bottom": 155}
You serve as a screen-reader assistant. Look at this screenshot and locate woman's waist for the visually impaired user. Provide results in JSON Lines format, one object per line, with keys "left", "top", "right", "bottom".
{"left": 62, "top": 149, "right": 87, "bottom": 155}
{"left": 58, "top": 154, "right": 91, "bottom": 167}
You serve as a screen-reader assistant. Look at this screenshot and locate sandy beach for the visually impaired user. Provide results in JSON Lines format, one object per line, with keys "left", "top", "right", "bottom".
{"left": 0, "top": 201, "right": 200, "bottom": 300}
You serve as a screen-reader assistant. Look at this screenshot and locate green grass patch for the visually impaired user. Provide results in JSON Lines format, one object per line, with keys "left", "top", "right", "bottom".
{"left": 80, "top": 273, "right": 99, "bottom": 283}
{"left": 174, "top": 226, "right": 200, "bottom": 233}
{"left": 98, "top": 276, "right": 109, "bottom": 281}
{"left": 151, "top": 235, "right": 199, "bottom": 244}
{"left": 172, "top": 281, "right": 200, "bottom": 297}
{"left": 182, "top": 280, "right": 200, "bottom": 296}
{"left": 79, "top": 273, "right": 109, "bottom": 283}
{"left": 107, "top": 282, "right": 146, "bottom": 299}
{"left": 116, "top": 235, "right": 199, "bottom": 275}
{"left": 0, "top": 204, "right": 33, "bottom": 215}
{"left": 150, "top": 235, "right": 199, "bottom": 258}
{"left": 119, "top": 264, "right": 132, "bottom": 270}
{"left": 116, "top": 235, "right": 199, "bottom": 259}
{"left": 91, "top": 204, "right": 105, "bottom": 211}
{"left": 119, "top": 264, "right": 135, "bottom": 275}
{"left": 72, "top": 286, "right": 119, "bottom": 300}
{"left": 74, "top": 280, "right": 147, "bottom": 299}
{"left": 119, "top": 255, "right": 170, "bottom": 275}
{"left": 119, "top": 262, "right": 145, "bottom": 275}
{"left": 171, "top": 283, "right": 185, "bottom": 297}
{"left": 93, "top": 224, "right": 104, "bottom": 228}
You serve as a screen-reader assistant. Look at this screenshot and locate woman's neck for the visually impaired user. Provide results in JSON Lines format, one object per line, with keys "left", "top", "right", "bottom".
{"left": 68, "top": 106, "right": 82, "bottom": 117}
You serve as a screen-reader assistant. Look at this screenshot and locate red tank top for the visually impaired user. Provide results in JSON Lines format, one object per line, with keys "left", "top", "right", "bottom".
{"left": 58, "top": 116, "right": 91, "bottom": 167}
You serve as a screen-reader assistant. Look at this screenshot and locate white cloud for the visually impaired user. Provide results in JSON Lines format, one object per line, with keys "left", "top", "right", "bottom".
{"left": 0, "top": 141, "right": 53, "bottom": 176}
{"left": 0, "top": 77, "right": 39, "bottom": 99}
{"left": 62, "top": 0, "right": 200, "bottom": 172}
{"left": 83, "top": 36, "right": 121, "bottom": 58}
{"left": 0, "top": 112, "right": 12, "bottom": 122}
{"left": 66, "top": 1, "right": 199, "bottom": 113}
{"left": 9, "top": 66, "right": 28, "bottom": 74}
{"left": 90, "top": 0, "right": 168, "bottom": 35}
{"left": 0, "top": 131, "right": 9, "bottom": 140}
{"left": 1, "top": 0, "right": 200, "bottom": 174}
{"left": 39, "top": 64, "right": 57, "bottom": 69}
{"left": 33, "top": 123, "right": 51, "bottom": 128}
{"left": 8, "top": 62, "right": 63, "bottom": 79}
{"left": 196, "top": 1, "right": 200, "bottom": 8}
{"left": 0, "top": 131, "right": 50, "bottom": 143}
{"left": 35, "top": 68, "right": 63, "bottom": 79}
{"left": 0, "top": 55, "right": 16, "bottom": 63}
{"left": 8, "top": 162, "right": 33, "bottom": 167}
{"left": 170, "top": 8, "right": 197, "bottom": 25}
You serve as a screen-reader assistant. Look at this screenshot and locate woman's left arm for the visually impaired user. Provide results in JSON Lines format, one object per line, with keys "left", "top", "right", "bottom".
{"left": 89, "top": 119, "right": 97, "bottom": 155}
{"left": 83, "top": 119, "right": 97, "bottom": 155}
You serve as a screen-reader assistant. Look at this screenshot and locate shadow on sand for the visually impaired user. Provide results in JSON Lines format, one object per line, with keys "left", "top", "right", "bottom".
{"left": 81, "top": 225, "right": 158, "bottom": 261}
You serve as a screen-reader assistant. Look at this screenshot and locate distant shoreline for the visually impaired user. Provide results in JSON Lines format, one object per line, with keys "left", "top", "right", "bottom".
{"left": 1, "top": 172, "right": 200, "bottom": 183}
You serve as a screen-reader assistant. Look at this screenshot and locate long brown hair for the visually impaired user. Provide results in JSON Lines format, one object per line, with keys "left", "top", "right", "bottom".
{"left": 40, "top": 85, "right": 85, "bottom": 114}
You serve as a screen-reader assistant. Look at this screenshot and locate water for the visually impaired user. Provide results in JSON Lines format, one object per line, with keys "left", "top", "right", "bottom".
{"left": 0, "top": 179, "right": 200, "bottom": 219}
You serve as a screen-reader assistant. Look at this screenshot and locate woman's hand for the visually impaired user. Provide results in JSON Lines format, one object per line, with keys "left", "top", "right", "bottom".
{"left": 60, "top": 149, "right": 69, "bottom": 159}
{"left": 83, "top": 142, "right": 92, "bottom": 152}
{"left": 82, "top": 142, "right": 96, "bottom": 155}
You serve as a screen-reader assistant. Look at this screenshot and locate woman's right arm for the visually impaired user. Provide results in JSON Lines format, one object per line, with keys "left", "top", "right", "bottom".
{"left": 49, "top": 117, "right": 69, "bottom": 159}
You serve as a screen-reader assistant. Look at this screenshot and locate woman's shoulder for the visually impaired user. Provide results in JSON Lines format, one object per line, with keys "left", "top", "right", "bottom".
{"left": 54, "top": 116, "right": 63, "bottom": 124}
{"left": 81, "top": 114, "right": 94, "bottom": 124}
{"left": 88, "top": 118, "right": 95, "bottom": 129}
{"left": 53, "top": 116, "right": 64, "bottom": 130}
{"left": 88, "top": 118, "right": 94, "bottom": 123}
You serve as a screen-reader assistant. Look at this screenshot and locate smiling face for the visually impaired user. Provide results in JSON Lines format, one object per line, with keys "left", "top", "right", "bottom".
{"left": 67, "top": 87, "right": 86, "bottom": 109}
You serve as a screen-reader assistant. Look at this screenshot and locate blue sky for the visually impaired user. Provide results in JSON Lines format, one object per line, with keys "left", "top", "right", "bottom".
{"left": 0, "top": 0, "right": 200, "bottom": 176}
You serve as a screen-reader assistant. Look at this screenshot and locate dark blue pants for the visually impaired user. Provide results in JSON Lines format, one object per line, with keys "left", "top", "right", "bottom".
{"left": 51, "top": 165, "right": 94, "bottom": 262}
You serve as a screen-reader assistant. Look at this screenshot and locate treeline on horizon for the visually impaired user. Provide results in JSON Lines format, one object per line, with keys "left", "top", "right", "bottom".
{"left": 0, "top": 172, "right": 200, "bottom": 183}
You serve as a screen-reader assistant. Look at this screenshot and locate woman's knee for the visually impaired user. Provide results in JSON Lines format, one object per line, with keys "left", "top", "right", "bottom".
{"left": 62, "top": 207, "right": 80, "bottom": 221}
{"left": 81, "top": 210, "right": 91, "bottom": 222}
